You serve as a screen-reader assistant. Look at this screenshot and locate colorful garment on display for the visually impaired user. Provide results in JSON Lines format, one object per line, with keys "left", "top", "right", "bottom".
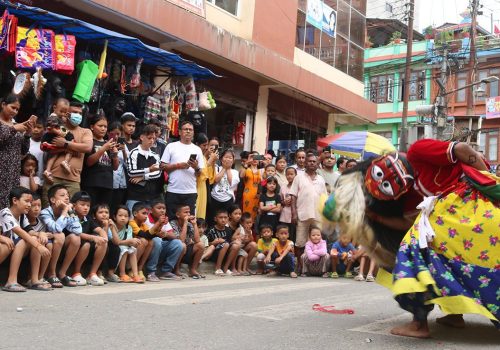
{"left": 16, "top": 27, "right": 54, "bottom": 69}
{"left": 54, "top": 34, "right": 76, "bottom": 74}
{"left": 322, "top": 139, "right": 500, "bottom": 327}
{"left": 0, "top": 10, "right": 17, "bottom": 54}
{"left": 72, "top": 60, "right": 99, "bottom": 103}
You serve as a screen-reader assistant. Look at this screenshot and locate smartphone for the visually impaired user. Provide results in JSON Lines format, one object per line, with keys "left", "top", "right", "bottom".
{"left": 253, "top": 155, "right": 265, "bottom": 161}
{"left": 214, "top": 145, "right": 219, "bottom": 153}
{"left": 189, "top": 154, "right": 197, "bottom": 162}
{"left": 117, "top": 137, "right": 126, "bottom": 145}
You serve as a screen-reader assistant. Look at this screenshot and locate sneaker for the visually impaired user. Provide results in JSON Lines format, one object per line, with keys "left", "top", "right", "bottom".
{"left": 87, "top": 274, "right": 104, "bottom": 286}
{"left": 106, "top": 274, "right": 121, "bottom": 283}
{"left": 72, "top": 273, "right": 87, "bottom": 286}
{"left": 354, "top": 274, "right": 365, "bottom": 281}
{"left": 158, "top": 272, "right": 181, "bottom": 280}
{"left": 214, "top": 269, "right": 225, "bottom": 276}
{"left": 365, "top": 273, "right": 375, "bottom": 282}
{"left": 225, "top": 270, "right": 233, "bottom": 276}
{"left": 146, "top": 272, "right": 160, "bottom": 282}
{"left": 345, "top": 271, "right": 353, "bottom": 278}
{"left": 98, "top": 273, "right": 108, "bottom": 284}
{"left": 330, "top": 272, "right": 339, "bottom": 278}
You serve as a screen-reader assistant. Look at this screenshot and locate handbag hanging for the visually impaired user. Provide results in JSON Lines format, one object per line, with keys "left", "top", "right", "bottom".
{"left": 16, "top": 26, "right": 54, "bottom": 69}
{"left": 54, "top": 34, "right": 76, "bottom": 74}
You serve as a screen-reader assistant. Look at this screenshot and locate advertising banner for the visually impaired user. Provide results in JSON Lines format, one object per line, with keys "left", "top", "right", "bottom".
{"left": 306, "top": 0, "right": 337, "bottom": 38}
{"left": 486, "top": 96, "right": 500, "bottom": 119}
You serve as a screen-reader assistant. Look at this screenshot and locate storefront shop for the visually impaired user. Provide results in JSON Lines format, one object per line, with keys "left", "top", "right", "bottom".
{"left": 0, "top": 1, "right": 216, "bottom": 140}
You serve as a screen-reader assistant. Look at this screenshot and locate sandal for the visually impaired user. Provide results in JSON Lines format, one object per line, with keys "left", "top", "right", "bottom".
{"left": 30, "top": 283, "right": 52, "bottom": 291}
{"left": 60, "top": 275, "right": 77, "bottom": 287}
{"left": 47, "top": 276, "right": 63, "bottom": 288}
{"left": 365, "top": 274, "right": 375, "bottom": 282}
{"left": 2, "top": 283, "right": 27, "bottom": 292}
{"left": 61, "top": 161, "right": 71, "bottom": 173}
{"left": 190, "top": 274, "right": 201, "bottom": 279}
{"left": 322, "top": 272, "right": 330, "bottom": 278}
{"left": 241, "top": 271, "right": 251, "bottom": 276}
{"left": 214, "top": 269, "right": 225, "bottom": 276}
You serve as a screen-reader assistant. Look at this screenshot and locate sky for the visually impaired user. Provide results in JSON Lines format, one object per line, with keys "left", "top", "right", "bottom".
{"left": 417, "top": 0, "right": 500, "bottom": 32}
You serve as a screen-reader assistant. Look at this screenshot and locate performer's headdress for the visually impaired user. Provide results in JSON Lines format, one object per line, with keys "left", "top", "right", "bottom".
{"left": 364, "top": 153, "right": 414, "bottom": 200}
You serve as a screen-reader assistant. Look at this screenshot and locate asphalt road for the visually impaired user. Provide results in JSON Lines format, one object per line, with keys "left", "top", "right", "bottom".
{"left": 0, "top": 274, "right": 498, "bottom": 350}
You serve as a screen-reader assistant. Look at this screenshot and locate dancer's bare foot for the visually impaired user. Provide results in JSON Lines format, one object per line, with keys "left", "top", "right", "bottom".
{"left": 390, "top": 320, "right": 430, "bottom": 338}
{"left": 436, "top": 314, "right": 465, "bottom": 328}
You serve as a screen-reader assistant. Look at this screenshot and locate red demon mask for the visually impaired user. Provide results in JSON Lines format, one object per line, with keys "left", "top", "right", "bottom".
{"left": 364, "top": 153, "right": 414, "bottom": 200}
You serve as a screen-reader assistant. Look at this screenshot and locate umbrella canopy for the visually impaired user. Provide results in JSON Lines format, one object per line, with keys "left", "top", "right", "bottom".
{"left": 317, "top": 131, "right": 396, "bottom": 160}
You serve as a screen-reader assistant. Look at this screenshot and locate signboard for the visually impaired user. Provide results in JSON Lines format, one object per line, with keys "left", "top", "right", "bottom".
{"left": 306, "top": 0, "right": 337, "bottom": 38}
{"left": 166, "top": 0, "right": 205, "bottom": 17}
{"left": 486, "top": 96, "right": 500, "bottom": 119}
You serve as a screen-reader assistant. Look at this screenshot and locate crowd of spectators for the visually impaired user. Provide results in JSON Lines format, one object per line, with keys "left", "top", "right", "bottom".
{"left": 0, "top": 94, "right": 375, "bottom": 292}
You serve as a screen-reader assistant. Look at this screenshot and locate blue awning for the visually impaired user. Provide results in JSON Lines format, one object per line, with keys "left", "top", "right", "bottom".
{"left": 0, "top": 1, "right": 219, "bottom": 79}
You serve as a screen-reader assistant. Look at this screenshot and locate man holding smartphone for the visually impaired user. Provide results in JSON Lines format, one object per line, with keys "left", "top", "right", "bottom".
{"left": 161, "top": 121, "right": 205, "bottom": 218}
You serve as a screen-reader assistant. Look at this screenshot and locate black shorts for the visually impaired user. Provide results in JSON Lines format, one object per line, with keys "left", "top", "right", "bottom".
{"left": 181, "top": 243, "right": 194, "bottom": 264}
{"left": 209, "top": 243, "right": 227, "bottom": 262}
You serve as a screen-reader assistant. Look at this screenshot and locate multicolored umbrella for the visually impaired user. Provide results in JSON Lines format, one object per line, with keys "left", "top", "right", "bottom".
{"left": 316, "top": 131, "right": 396, "bottom": 160}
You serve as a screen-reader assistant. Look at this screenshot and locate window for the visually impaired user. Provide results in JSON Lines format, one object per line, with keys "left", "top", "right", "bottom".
{"left": 476, "top": 68, "right": 500, "bottom": 101}
{"left": 294, "top": 1, "right": 366, "bottom": 81}
{"left": 370, "top": 74, "right": 394, "bottom": 103}
{"left": 487, "top": 131, "right": 498, "bottom": 162}
{"left": 385, "top": 2, "right": 393, "bottom": 13}
{"left": 208, "top": 0, "right": 239, "bottom": 16}
{"left": 456, "top": 72, "right": 467, "bottom": 102}
{"left": 399, "top": 71, "right": 426, "bottom": 101}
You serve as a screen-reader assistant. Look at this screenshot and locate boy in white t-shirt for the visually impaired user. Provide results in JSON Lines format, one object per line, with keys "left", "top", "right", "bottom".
{"left": 0, "top": 187, "right": 51, "bottom": 292}
{"left": 161, "top": 121, "right": 205, "bottom": 218}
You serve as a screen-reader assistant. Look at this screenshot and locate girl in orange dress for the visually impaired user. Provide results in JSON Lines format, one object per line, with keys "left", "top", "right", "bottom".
{"left": 240, "top": 152, "right": 261, "bottom": 222}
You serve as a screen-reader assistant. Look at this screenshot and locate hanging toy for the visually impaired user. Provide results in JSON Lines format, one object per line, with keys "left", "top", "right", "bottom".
{"left": 31, "top": 67, "right": 46, "bottom": 100}
{"left": 97, "top": 39, "right": 108, "bottom": 79}
{"left": 207, "top": 91, "right": 216, "bottom": 109}
{"left": 130, "top": 58, "right": 143, "bottom": 89}
{"left": 119, "top": 64, "right": 126, "bottom": 94}
{"left": 12, "top": 71, "right": 31, "bottom": 97}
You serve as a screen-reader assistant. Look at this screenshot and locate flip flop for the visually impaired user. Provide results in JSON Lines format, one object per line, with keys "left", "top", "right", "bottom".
{"left": 2, "top": 283, "right": 27, "bottom": 292}
{"left": 190, "top": 275, "right": 201, "bottom": 279}
{"left": 30, "top": 283, "right": 52, "bottom": 291}
{"left": 47, "top": 276, "right": 63, "bottom": 288}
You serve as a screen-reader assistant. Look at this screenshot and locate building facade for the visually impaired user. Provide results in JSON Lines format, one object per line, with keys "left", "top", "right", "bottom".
{"left": 33, "top": 0, "right": 376, "bottom": 158}
{"left": 336, "top": 40, "right": 432, "bottom": 147}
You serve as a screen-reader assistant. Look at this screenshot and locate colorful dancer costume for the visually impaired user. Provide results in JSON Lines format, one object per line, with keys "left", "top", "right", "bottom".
{"left": 323, "top": 139, "right": 499, "bottom": 337}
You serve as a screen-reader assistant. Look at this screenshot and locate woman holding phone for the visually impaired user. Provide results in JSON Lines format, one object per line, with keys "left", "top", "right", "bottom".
{"left": 195, "top": 134, "right": 218, "bottom": 219}
{"left": 0, "top": 94, "right": 37, "bottom": 208}
{"left": 210, "top": 149, "right": 240, "bottom": 219}
{"left": 81, "top": 113, "right": 119, "bottom": 205}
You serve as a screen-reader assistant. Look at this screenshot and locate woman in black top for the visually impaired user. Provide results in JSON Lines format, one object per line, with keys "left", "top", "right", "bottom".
{"left": 81, "top": 114, "right": 119, "bottom": 206}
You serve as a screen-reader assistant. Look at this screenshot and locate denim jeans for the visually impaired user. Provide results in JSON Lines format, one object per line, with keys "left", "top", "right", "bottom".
{"left": 146, "top": 237, "right": 183, "bottom": 274}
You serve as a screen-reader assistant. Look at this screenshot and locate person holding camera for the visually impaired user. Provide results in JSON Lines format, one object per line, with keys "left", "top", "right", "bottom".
{"left": 161, "top": 121, "right": 205, "bottom": 218}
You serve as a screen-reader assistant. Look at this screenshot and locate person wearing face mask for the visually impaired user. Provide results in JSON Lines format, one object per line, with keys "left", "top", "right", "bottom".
{"left": 41, "top": 98, "right": 92, "bottom": 207}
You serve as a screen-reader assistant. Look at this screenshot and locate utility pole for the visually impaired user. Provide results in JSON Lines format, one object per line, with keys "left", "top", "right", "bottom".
{"left": 399, "top": 0, "right": 414, "bottom": 152}
{"left": 466, "top": 0, "right": 479, "bottom": 116}
{"left": 436, "top": 48, "right": 448, "bottom": 140}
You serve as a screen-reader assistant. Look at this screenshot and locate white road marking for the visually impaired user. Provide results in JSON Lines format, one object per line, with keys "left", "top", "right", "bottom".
{"left": 135, "top": 281, "right": 347, "bottom": 306}
{"left": 225, "top": 293, "right": 387, "bottom": 321}
{"left": 63, "top": 277, "right": 285, "bottom": 296}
